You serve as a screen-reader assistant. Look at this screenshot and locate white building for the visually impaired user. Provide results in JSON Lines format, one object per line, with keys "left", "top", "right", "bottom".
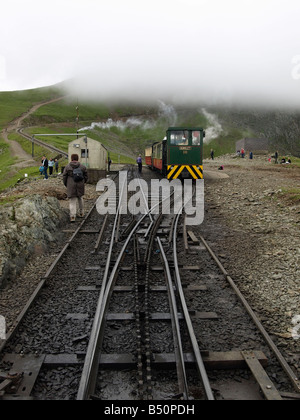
{"left": 68, "top": 137, "right": 107, "bottom": 170}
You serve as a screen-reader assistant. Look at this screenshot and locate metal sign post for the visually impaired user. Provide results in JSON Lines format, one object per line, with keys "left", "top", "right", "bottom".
{"left": 31, "top": 136, "right": 35, "bottom": 157}
{"left": 32, "top": 133, "right": 87, "bottom": 160}
{"left": 84, "top": 136, "right": 88, "bottom": 167}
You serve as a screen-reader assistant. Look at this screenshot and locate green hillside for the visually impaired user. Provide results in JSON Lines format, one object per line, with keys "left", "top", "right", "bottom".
{"left": 1, "top": 82, "right": 299, "bottom": 193}
{"left": 21, "top": 97, "right": 211, "bottom": 159}
{"left": 0, "top": 85, "right": 63, "bottom": 130}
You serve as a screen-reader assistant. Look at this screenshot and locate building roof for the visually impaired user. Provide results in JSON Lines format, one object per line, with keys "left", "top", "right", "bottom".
{"left": 69, "top": 136, "right": 107, "bottom": 150}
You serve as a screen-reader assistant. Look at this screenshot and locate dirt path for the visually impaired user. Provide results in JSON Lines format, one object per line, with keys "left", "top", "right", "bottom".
{"left": 1, "top": 96, "right": 66, "bottom": 169}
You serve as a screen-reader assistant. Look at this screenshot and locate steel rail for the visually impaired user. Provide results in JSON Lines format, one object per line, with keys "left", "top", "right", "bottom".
{"left": 133, "top": 236, "right": 144, "bottom": 397}
{"left": 137, "top": 176, "right": 189, "bottom": 399}
{"left": 102, "top": 173, "right": 128, "bottom": 285}
{"left": 17, "top": 128, "right": 68, "bottom": 158}
{"left": 0, "top": 170, "right": 120, "bottom": 355}
{"left": 77, "top": 180, "right": 177, "bottom": 400}
{"left": 173, "top": 213, "right": 215, "bottom": 401}
{"left": 199, "top": 234, "right": 300, "bottom": 394}
{"left": 140, "top": 210, "right": 158, "bottom": 400}
{"left": 157, "top": 237, "right": 189, "bottom": 400}
{"left": 0, "top": 201, "right": 98, "bottom": 354}
{"left": 77, "top": 172, "right": 128, "bottom": 399}
{"left": 77, "top": 212, "right": 150, "bottom": 400}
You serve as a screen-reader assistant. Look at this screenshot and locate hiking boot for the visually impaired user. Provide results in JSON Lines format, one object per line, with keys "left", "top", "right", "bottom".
{"left": 79, "top": 212, "right": 84, "bottom": 218}
{"left": 70, "top": 216, "right": 76, "bottom": 223}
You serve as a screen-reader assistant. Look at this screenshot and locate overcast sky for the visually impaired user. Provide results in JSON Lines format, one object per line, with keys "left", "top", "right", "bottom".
{"left": 1, "top": 0, "right": 300, "bottom": 107}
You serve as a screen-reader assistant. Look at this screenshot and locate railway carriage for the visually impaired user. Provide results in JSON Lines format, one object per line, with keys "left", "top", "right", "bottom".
{"left": 146, "top": 127, "right": 205, "bottom": 180}
{"left": 145, "top": 146, "right": 153, "bottom": 167}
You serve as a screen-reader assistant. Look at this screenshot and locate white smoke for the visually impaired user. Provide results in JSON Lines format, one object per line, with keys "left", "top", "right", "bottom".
{"left": 79, "top": 100, "right": 177, "bottom": 133}
{"left": 158, "top": 101, "right": 178, "bottom": 126}
{"left": 79, "top": 116, "right": 156, "bottom": 132}
{"left": 201, "top": 108, "right": 223, "bottom": 143}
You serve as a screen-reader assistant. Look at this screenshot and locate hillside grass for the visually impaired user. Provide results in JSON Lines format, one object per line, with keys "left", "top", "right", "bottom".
{"left": 1, "top": 166, "right": 41, "bottom": 191}
{"left": 290, "top": 156, "right": 300, "bottom": 167}
{"left": 279, "top": 187, "right": 300, "bottom": 205}
{"left": 0, "top": 138, "right": 17, "bottom": 181}
{"left": 24, "top": 99, "right": 214, "bottom": 158}
{"left": 0, "top": 136, "right": 40, "bottom": 191}
{"left": 12, "top": 96, "right": 249, "bottom": 174}
{"left": 8, "top": 132, "right": 51, "bottom": 160}
{"left": 23, "top": 96, "right": 158, "bottom": 126}
{"left": 0, "top": 85, "right": 63, "bottom": 130}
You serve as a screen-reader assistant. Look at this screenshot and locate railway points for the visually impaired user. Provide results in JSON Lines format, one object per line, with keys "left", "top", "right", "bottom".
{"left": 0, "top": 163, "right": 299, "bottom": 401}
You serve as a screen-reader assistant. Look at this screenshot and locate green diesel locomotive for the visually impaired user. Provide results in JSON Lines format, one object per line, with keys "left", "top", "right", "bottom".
{"left": 145, "top": 127, "right": 205, "bottom": 180}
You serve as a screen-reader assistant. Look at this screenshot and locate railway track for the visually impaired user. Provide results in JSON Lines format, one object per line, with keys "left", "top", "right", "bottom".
{"left": 0, "top": 167, "right": 299, "bottom": 400}
{"left": 17, "top": 128, "right": 68, "bottom": 158}
{"left": 77, "top": 170, "right": 214, "bottom": 400}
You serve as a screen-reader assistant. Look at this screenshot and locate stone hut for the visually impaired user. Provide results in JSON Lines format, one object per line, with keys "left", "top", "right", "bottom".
{"left": 68, "top": 137, "right": 107, "bottom": 183}
{"left": 236, "top": 138, "right": 270, "bottom": 154}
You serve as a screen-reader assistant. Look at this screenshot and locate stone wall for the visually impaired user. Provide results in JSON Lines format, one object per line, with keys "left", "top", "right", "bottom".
{"left": 236, "top": 138, "right": 270, "bottom": 154}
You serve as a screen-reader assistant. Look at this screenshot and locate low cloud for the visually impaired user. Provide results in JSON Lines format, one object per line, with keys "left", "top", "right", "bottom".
{"left": 1, "top": 0, "right": 300, "bottom": 109}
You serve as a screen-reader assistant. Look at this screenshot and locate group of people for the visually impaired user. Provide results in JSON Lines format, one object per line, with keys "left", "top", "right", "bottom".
{"left": 236, "top": 148, "right": 253, "bottom": 159}
{"left": 40, "top": 153, "right": 143, "bottom": 223}
{"left": 40, "top": 157, "right": 59, "bottom": 180}
{"left": 43, "top": 148, "right": 296, "bottom": 224}
{"left": 273, "top": 152, "right": 292, "bottom": 165}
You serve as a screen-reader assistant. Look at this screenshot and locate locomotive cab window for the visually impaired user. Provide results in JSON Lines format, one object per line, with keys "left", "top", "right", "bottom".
{"left": 170, "top": 130, "right": 189, "bottom": 146}
{"left": 192, "top": 131, "right": 201, "bottom": 145}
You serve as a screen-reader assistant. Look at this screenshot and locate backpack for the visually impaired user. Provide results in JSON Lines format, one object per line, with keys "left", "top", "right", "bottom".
{"left": 73, "top": 167, "right": 84, "bottom": 183}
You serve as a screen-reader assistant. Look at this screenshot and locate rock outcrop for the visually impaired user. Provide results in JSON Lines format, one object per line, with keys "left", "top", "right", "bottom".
{"left": 0, "top": 195, "right": 68, "bottom": 287}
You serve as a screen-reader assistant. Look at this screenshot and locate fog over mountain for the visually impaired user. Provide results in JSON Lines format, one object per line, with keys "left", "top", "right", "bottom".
{"left": 1, "top": 0, "right": 300, "bottom": 109}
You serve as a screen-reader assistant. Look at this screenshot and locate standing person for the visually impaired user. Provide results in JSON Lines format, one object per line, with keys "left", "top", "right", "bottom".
{"left": 63, "top": 154, "right": 88, "bottom": 222}
{"left": 108, "top": 158, "right": 112, "bottom": 172}
{"left": 210, "top": 149, "right": 214, "bottom": 160}
{"left": 54, "top": 159, "right": 59, "bottom": 173}
{"left": 241, "top": 148, "right": 245, "bottom": 158}
{"left": 137, "top": 154, "right": 143, "bottom": 174}
{"left": 274, "top": 151, "right": 279, "bottom": 164}
{"left": 48, "top": 158, "right": 55, "bottom": 176}
{"left": 249, "top": 151, "right": 253, "bottom": 160}
{"left": 42, "top": 156, "right": 49, "bottom": 180}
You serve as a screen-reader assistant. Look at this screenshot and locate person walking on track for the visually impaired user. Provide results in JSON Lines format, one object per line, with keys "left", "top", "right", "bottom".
{"left": 137, "top": 154, "right": 143, "bottom": 174}
{"left": 63, "top": 154, "right": 88, "bottom": 222}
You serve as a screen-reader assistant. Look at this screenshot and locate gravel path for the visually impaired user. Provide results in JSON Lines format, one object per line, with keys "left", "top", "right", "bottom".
{"left": 197, "top": 156, "right": 300, "bottom": 376}
{"left": 1, "top": 96, "right": 65, "bottom": 169}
